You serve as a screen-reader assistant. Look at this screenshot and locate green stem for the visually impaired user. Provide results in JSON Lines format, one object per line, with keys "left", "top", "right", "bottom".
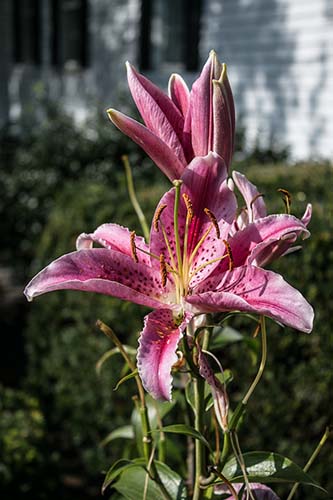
{"left": 193, "top": 374, "right": 205, "bottom": 500}
{"left": 242, "top": 316, "right": 267, "bottom": 405}
{"left": 286, "top": 426, "right": 331, "bottom": 500}
{"left": 122, "top": 155, "right": 150, "bottom": 241}
{"left": 97, "top": 320, "right": 172, "bottom": 499}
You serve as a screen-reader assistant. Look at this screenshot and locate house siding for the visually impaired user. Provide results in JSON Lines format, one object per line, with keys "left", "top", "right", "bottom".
{"left": 201, "top": 0, "right": 333, "bottom": 160}
{"left": 3, "top": 0, "right": 333, "bottom": 161}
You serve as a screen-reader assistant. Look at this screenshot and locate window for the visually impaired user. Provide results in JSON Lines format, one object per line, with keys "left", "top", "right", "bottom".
{"left": 13, "top": 0, "right": 41, "bottom": 64}
{"left": 51, "top": 0, "right": 88, "bottom": 68}
{"left": 140, "top": 0, "right": 201, "bottom": 71}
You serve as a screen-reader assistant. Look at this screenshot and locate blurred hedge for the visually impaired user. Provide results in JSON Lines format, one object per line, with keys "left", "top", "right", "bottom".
{"left": 1, "top": 104, "right": 332, "bottom": 498}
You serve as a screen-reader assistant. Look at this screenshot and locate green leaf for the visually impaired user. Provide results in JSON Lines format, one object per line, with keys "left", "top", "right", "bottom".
{"left": 151, "top": 424, "right": 212, "bottom": 452}
{"left": 114, "top": 369, "right": 138, "bottom": 391}
{"left": 112, "top": 459, "right": 187, "bottom": 500}
{"left": 222, "top": 451, "right": 326, "bottom": 491}
{"left": 100, "top": 425, "right": 134, "bottom": 447}
{"left": 102, "top": 458, "right": 145, "bottom": 493}
{"left": 95, "top": 345, "right": 136, "bottom": 375}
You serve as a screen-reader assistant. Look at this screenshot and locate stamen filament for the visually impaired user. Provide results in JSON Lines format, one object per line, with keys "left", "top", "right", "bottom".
{"left": 173, "top": 180, "right": 184, "bottom": 296}
{"left": 277, "top": 188, "right": 292, "bottom": 214}
{"left": 188, "top": 253, "right": 228, "bottom": 281}
{"left": 188, "top": 224, "right": 213, "bottom": 268}
{"left": 182, "top": 194, "right": 194, "bottom": 285}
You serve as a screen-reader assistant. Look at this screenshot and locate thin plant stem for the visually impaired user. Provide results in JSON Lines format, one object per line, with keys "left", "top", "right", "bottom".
{"left": 192, "top": 328, "right": 211, "bottom": 500}
{"left": 193, "top": 374, "right": 205, "bottom": 500}
{"left": 242, "top": 316, "right": 267, "bottom": 405}
{"left": 122, "top": 155, "right": 150, "bottom": 241}
{"left": 286, "top": 426, "right": 331, "bottom": 500}
{"left": 230, "top": 431, "right": 255, "bottom": 500}
{"left": 97, "top": 320, "right": 172, "bottom": 500}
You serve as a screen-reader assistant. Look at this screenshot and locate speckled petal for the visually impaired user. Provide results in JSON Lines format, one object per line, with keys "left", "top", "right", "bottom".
{"left": 187, "top": 265, "right": 314, "bottom": 333}
{"left": 76, "top": 223, "right": 151, "bottom": 265}
{"left": 150, "top": 153, "right": 237, "bottom": 287}
{"left": 137, "top": 309, "right": 192, "bottom": 400}
{"left": 24, "top": 248, "right": 165, "bottom": 309}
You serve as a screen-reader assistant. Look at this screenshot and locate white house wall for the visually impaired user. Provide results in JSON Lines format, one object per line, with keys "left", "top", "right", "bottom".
{"left": 201, "top": 0, "right": 333, "bottom": 160}
{"left": 4, "top": 0, "right": 333, "bottom": 161}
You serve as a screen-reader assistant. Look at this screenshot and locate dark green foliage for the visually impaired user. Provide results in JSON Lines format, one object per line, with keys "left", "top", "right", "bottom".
{"left": 222, "top": 163, "right": 333, "bottom": 499}
{"left": 0, "top": 385, "right": 48, "bottom": 496}
{"left": 1, "top": 103, "right": 332, "bottom": 498}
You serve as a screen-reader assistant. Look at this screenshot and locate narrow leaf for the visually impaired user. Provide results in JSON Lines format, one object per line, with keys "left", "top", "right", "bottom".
{"left": 114, "top": 369, "right": 138, "bottom": 391}
{"left": 100, "top": 425, "right": 134, "bottom": 447}
{"left": 151, "top": 424, "right": 212, "bottom": 452}
{"left": 222, "top": 451, "right": 326, "bottom": 491}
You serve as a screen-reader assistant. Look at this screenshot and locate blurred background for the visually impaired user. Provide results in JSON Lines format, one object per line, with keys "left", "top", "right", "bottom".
{"left": 0, "top": 1, "right": 332, "bottom": 498}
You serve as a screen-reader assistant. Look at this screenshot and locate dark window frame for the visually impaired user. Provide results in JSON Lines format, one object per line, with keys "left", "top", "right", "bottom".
{"left": 139, "top": 0, "right": 202, "bottom": 72}
{"left": 51, "top": 0, "right": 89, "bottom": 69}
{"left": 12, "top": 0, "right": 41, "bottom": 65}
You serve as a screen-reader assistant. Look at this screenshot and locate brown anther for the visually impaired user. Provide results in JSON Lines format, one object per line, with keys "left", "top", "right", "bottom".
{"left": 182, "top": 193, "right": 194, "bottom": 221}
{"left": 130, "top": 231, "right": 138, "bottom": 263}
{"left": 277, "top": 188, "right": 292, "bottom": 214}
{"left": 159, "top": 254, "right": 168, "bottom": 287}
{"left": 153, "top": 204, "right": 167, "bottom": 232}
{"left": 250, "top": 192, "right": 265, "bottom": 210}
{"left": 204, "top": 208, "right": 220, "bottom": 239}
{"left": 223, "top": 240, "right": 234, "bottom": 271}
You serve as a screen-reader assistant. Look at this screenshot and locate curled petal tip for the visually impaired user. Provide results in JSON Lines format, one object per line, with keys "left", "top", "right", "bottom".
{"left": 24, "top": 287, "right": 34, "bottom": 302}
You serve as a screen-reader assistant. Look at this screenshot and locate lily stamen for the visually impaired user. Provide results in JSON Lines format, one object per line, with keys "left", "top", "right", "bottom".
{"left": 130, "top": 231, "right": 138, "bottom": 263}
{"left": 159, "top": 254, "right": 168, "bottom": 287}
{"left": 182, "top": 193, "right": 194, "bottom": 221}
{"left": 204, "top": 208, "right": 220, "bottom": 239}
{"left": 277, "top": 188, "right": 292, "bottom": 214}
{"left": 223, "top": 239, "right": 234, "bottom": 271}
{"left": 153, "top": 204, "right": 167, "bottom": 232}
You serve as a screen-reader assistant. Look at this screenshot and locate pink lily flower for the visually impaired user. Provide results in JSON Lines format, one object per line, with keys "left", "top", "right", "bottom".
{"left": 24, "top": 154, "right": 313, "bottom": 401}
{"left": 107, "top": 51, "right": 235, "bottom": 180}
{"left": 215, "top": 482, "right": 280, "bottom": 499}
{"left": 229, "top": 171, "right": 312, "bottom": 266}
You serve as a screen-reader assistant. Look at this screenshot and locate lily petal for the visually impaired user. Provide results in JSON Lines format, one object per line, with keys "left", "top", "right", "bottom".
{"left": 24, "top": 248, "right": 165, "bottom": 309}
{"left": 212, "top": 63, "right": 236, "bottom": 169}
{"left": 212, "top": 214, "right": 309, "bottom": 275}
{"left": 168, "top": 73, "right": 190, "bottom": 117}
{"left": 233, "top": 171, "right": 267, "bottom": 223}
{"left": 76, "top": 223, "right": 151, "bottom": 265}
{"left": 216, "top": 482, "right": 280, "bottom": 499}
{"left": 137, "top": 309, "right": 191, "bottom": 400}
{"left": 301, "top": 203, "right": 312, "bottom": 226}
{"left": 107, "top": 109, "right": 185, "bottom": 180}
{"left": 187, "top": 265, "right": 314, "bottom": 333}
{"left": 126, "top": 63, "right": 187, "bottom": 165}
{"left": 190, "top": 51, "right": 221, "bottom": 156}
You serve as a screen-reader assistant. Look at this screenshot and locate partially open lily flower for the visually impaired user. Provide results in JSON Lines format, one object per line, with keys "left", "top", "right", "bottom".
{"left": 215, "top": 482, "right": 280, "bottom": 499}
{"left": 229, "top": 170, "right": 312, "bottom": 266}
{"left": 24, "top": 154, "right": 314, "bottom": 401}
{"left": 107, "top": 50, "right": 235, "bottom": 180}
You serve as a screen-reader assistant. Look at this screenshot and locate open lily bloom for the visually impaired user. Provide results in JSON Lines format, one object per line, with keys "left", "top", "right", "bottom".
{"left": 24, "top": 154, "right": 313, "bottom": 401}
{"left": 107, "top": 51, "right": 235, "bottom": 180}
